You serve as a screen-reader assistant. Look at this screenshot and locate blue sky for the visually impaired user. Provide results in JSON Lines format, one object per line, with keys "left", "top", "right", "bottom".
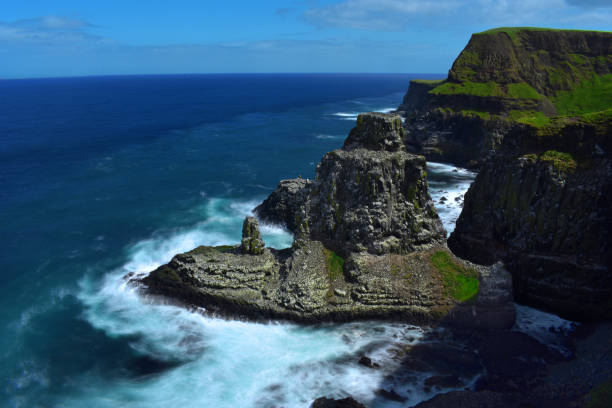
{"left": 1, "top": 0, "right": 611, "bottom": 78}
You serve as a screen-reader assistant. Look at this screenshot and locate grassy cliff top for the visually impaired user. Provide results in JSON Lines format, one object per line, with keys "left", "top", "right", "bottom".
{"left": 414, "top": 27, "right": 612, "bottom": 126}
{"left": 478, "top": 27, "right": 612, "bottom": 35}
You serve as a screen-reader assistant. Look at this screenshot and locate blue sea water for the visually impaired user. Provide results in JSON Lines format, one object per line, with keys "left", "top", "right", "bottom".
{"left": 1, "top": 74, "right": 569, "bottom": 407}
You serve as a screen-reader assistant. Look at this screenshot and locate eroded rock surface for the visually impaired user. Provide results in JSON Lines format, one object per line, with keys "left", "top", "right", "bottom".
{"left": 449, "top": 120, "right": 612, "bottom": 321}
{"left": 138, "top": 113, "right": 514, "bottom": 327}
{"left": 240, "top": 216, "right": 265, "bottom": 255}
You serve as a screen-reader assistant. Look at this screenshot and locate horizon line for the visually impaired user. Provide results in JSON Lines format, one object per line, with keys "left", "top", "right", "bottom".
{"left": 1, "top": 72, "right": 448, "bottom": 81}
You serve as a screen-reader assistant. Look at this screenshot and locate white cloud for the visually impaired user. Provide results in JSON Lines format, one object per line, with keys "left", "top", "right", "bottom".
{"left": 302, "top": 0, "right": 611, "bottom": 31}
{"left": 303, "top": 0, "right": 461, "bottom": 31}
{"left": 0, "top": 16, "right": 98, "bottom": 45}
{"left": 566, "top": 0, "right": 612, "bottom": 8}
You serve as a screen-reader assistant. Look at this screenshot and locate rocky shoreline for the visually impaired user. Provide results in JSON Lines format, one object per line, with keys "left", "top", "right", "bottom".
{"left": 138, "top": 113, "right": 515, "bottom": 329}
{"left": 130, "top": 27, "right": 611, "bottom": 407}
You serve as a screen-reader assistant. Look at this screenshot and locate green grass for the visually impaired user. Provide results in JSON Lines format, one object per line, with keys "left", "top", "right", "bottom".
{"left": 540, "top": 150, "right": 577, "bottom": 173}
{"left": 411, "top": 79, "right": 445, "bottom": 85}
{"left": 478, "top": 27, "right": 612, "bottom": 35}
{"left": 430, "top": 251, "right": 479, "bottom": 302}
{"left": 553, "top": 74, "right": 612, "bottom": 115}
{"left": 461, "top": 110, "right": 491, "bottom": 120}
{"left": 581, "top": 108, "right": 612, "bottom": 124}
{"left": 509, "top": 110, "right": 551, "bottom": 127}
{"left": 569, "top": 53, "right": 588, "bottom": 65}
{"left": 430, "top": 81, "right": 504, "bottom": 97}
{"left": 431, "top": 80, "right": 543, "bottom": 100}
{"left": 506, "top": 83, "right": 543, "bottom": 99}
{"left": 324, "top": 249, "right": 345, "bottom": 281}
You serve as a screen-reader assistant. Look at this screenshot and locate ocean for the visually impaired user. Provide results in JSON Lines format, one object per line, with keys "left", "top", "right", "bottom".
{"left": 0, "top": 74, "right": 569, "bottom": 407}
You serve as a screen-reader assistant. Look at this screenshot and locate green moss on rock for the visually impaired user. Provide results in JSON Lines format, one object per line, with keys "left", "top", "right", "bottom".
{"left": 324, "top": 248, "right": 345, "bottom": 281}
{"left": 540, "top": 150, "right": 577, "bottom": 173}
{"left": 431, "top": 250, "right": 479, "bottom": 302}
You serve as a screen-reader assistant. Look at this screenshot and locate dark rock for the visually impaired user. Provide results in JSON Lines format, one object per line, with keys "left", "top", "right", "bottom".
{"left": 400, "top": 29, "right": 612, "bottom": 168}
{"left": 358, "top": 356, "right": 380, "bottom": 369}
{"left": 424, "top": 375, "right": 462, "bottom": 389}
{"left": 254, "top": 178, "right": 312, "bottom": 232}
{"left": 240, "top": 216, "right": 265, "bottom": 255}
{"left": 375, "top": 388, "right": 406, "bottom": 402}
{"left": 342, "top": 112, "right": 404, "bottom": 152}
{"left": 138, "top": 112, "right": 514, "bottom": 327}
{"left": 413, "top": 390, "right": 520, "bottom": 408}
{"left": 449, "top": 121, "right": 612, "bottom": 321}
{"left": 299, "top": 112, "right": 446, "bottom": 257}
{"left": 311, "top": 397, "right": 366, "bottom": 408}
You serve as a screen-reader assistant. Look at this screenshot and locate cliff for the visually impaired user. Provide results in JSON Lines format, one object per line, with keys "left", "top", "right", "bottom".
{"left": 138, "top": 113, "right": 515, "bottom": 327}
{"left": 449, "top": 114, "right": 612, "bottom": 321}
{"left": 399, "top": 28, "right": 612, "bottom": 167}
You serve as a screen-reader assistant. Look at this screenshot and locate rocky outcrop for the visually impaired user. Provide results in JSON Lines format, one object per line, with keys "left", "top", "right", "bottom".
{"left": 141, "top": 240, "right": 515, "bottom": 325}
{"left": 449, "top": 118, "right": 612, "bottom": 321}
{"left": 298, "top": 113, "right": 446, "bottom": 257}
{"left": 240, "top": 216, "right": 265, "bottom": 255}
{"left": 139, "top": 113, "right": 515, "bottom": 327}
{"left": 254, "top": 178, "right": 312, "bottom": 232}
{"left": 311, "top": 397, "right": 365, "bottom": 408}
{"left": 400, "top": 28, "right": 612, "bottom": 167}
{"left": 311, "top": 397, "right": 366, "bottom": 408}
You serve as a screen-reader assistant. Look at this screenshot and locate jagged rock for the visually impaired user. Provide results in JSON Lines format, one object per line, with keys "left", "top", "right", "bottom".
{"left": 138, "top": 112, "right": 514, "bottom": 327}
{"left": 140, "top": 241, "right": 514, "bottom": 326}
{"left": 240, "top": 216, "right": 265, "bottom": 255}
{"left": 342, "top": 112, "right": 404, "bottom": 151}
{"left": 254, "top": 178, "right": 312, "bottom": 232}
{"left": 449, "top": 120, "right": 612, "bottom": 321}
{"left": 311, "top": 397, "right": 366, "bottom": 408}
{"left": 298, "top": 112, "right": 446, "bottom": 257}
{"left": 358, "top": 356, "right": 380, "bottom": 369}
{"left": 413, "top": 390, "right": 520, "bottom": 408}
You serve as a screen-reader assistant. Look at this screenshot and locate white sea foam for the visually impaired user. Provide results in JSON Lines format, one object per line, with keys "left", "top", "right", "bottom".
{"left": 315, "top": 134, "right": 343, "bottom": 140}
{"left": 330, "top": 107, "right": 397, "bottom": 121}
{"left": 73, "top": 196, "right": 478, "bottom": 408}
{"left": 513, "top": 304, "right": 577, "bottom": 357}
{"left": 427, "top": 162, "right": 476, "bottom": 235}
{"left": 330, "top": 112, "right": 360, "bottom": 121}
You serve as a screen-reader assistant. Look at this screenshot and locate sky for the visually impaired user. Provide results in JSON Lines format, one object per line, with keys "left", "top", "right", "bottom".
{"left": 1, "top": 0, "right": 611, "bottom": 78}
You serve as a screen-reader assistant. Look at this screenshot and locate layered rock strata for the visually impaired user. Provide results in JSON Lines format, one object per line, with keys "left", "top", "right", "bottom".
{"left": 399, "top": 28, "right": 612, "bottom": 167}
{"left": 449, "top": 118, "right": 612, "bottom": 320}
{"left": 139, "top": 113, "right": 515, "bottom": 327}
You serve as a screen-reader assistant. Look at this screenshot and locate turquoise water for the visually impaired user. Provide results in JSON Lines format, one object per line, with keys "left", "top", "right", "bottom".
{"left": 1, "top": 74, "right": 576, "bottom": 408}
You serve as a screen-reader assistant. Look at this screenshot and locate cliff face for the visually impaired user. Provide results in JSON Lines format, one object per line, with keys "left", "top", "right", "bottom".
{"left": 140, "top": 113, "right": 515, "bottom": 327}
{"left": 400, "top": 28, "right": 612, "bottom": 167}
{"left": 449, "top": 112, "right": 612, "bottom": 321}
{"left": 401, "top": 27, "right": 612, "bottom": 320}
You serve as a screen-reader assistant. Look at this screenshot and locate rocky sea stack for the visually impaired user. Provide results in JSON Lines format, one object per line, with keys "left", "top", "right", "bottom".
{"left": 139, "top": 113, "right": 514, "bottom": 327}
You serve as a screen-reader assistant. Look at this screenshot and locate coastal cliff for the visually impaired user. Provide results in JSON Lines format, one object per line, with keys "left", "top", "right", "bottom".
{"left": 449, "top": 116, "right": 612, "bottom": 320}
{"left": 395, "top": 27, "right": 612, "bottom": 321}
{"left": 139, "top": 113, "right": 515, "bottom": 327}
{"left": 399, "top": 28, "right": 612, "bottom": 167}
